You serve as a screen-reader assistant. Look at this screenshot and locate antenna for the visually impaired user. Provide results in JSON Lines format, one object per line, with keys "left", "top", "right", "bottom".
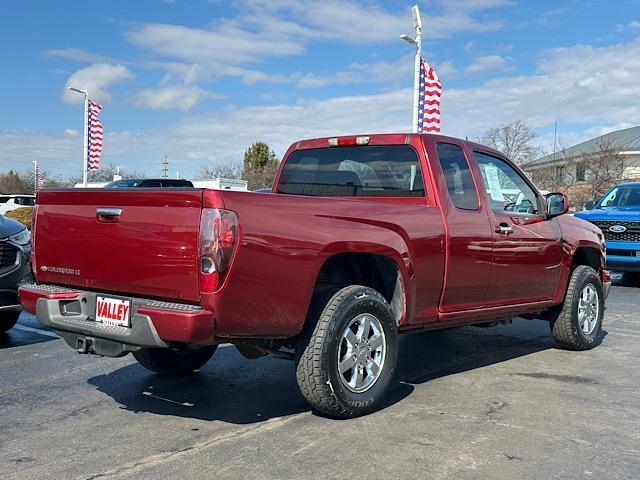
{"left": 162, "top": 155, "right": 169, "bottom": 178}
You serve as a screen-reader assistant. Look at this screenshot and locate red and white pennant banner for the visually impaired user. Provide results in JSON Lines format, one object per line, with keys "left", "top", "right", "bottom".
{"left": 87, "top": 100, "right": 103, "bottom": 172}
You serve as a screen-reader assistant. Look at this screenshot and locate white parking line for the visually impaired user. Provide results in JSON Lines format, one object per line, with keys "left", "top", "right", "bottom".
{"left": 13, "top": 325, "right": 60, "bottom": 339}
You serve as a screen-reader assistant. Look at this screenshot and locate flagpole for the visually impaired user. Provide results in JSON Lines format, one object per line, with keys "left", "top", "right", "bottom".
{"left": 82, "top": 91, "right": 89, "bottom": 187}
{"left": 67, "top": 87, "right": 89, "bottom": 187}
{"left": 33, "top": 160, "right": 37, "bottom": 193}
{"left": 411, "top": 5, "right": 422, "bottom": 134}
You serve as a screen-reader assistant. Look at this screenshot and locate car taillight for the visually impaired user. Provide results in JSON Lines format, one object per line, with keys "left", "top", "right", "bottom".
{"left": 199, "top": 208, "right": 238, "bottom": 292}
{"left": 31, "top": 205, "right": 38, "bottom": 282}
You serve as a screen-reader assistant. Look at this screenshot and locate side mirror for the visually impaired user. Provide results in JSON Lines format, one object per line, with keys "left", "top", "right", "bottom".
{"left": 584, "top": 200, "right": 596, "bottom": 210}
{"left": 546, "top": 192, "right": 569, "bottom": 218}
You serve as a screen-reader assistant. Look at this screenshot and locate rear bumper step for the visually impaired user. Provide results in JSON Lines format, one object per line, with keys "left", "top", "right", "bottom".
{"left": 18, "top": 284, "right": 215, "bottom": 357}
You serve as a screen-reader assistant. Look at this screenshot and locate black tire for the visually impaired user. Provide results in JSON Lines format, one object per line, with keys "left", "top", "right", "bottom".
{"left": 0, "top": 311, "right": 20, "bottom": 333}
{"left": 133, "top": 345, "right": 217, "bottom": 374}
{"left": 295, "top": 285, "right": 399, "bottom": 418}
{"left": 550, "top": 265, "right": 604, "bottom": 350}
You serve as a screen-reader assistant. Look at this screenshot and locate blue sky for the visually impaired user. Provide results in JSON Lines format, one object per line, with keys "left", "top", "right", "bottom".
{"left": 1, "top": 0, "right": 639, "bottom": 178}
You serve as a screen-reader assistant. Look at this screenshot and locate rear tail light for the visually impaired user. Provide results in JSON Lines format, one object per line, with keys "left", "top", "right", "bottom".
{"left": 31, "top": 205, "right": 38, "bottom": 282}
{"left": 199, "top": 208, "right": 238, "bottom": 292}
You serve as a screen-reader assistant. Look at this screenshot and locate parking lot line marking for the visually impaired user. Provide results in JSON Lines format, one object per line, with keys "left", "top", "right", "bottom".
{"left": 14, "top": 325, "right": 60, "bottom": 338}
{"left": 142, "top": 391, "right": 194, "bottom": 407}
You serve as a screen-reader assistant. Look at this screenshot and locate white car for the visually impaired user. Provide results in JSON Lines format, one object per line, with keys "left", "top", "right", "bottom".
{"left": 0, "top": 194, "right": 36, "bottom": 215}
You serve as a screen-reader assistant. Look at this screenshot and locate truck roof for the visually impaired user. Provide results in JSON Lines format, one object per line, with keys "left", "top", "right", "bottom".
{"left": 290, "top": 133, "right": 507, "bottom": 160}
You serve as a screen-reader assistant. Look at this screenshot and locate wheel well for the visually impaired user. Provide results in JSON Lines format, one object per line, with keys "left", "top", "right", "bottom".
{"left": 311, "top": 253, "right": 405, "bottom": 325}
{"left": 572, "top": 247, "right": 602, "bottom": 272}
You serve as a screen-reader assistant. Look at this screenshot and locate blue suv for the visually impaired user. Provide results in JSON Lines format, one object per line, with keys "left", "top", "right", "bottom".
{"left": 575, "top": 182, "right": 640, "bottom": 273}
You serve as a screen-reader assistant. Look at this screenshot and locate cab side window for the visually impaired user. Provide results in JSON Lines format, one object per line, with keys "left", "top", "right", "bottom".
{"left": 474, "top": 152, "right": 540, "bottom": 215}
{"left": 435, "top": 143, "right": 479, "bottom": 210}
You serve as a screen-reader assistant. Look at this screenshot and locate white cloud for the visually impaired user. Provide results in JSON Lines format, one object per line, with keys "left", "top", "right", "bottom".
{"left": 465, "top": 54, "right": 511, "bottom": 73}
{"left": 123, "top": 0, "right": 512, "bottom": 86}
{"left": 46, "top": 48, "right": 114, "bottom": 64}
{"left": 126, "top": 23, "right": 303, "bottom": 66}
{"left": 135, "top": 85, "right": 214, "bottom": 111}
{"left": 615, "top": 20, "right": 640, "bottom": 32}
{"left": 235, "top": 0, "right": 511, "bottom": 43}
{"left": 10, "top": 36, "right": 640, "bottom": 177}
{"left": 63, "top": 64, "right": 134, "bottom": 104}
{"left": 64, "top": 128, "right": 79, "bottom": 136}
{"left": 444, "top": 37, "right": 640, "bottom": 134}
{"left": 290, "top": 55, "right": 413, "bottom": 89}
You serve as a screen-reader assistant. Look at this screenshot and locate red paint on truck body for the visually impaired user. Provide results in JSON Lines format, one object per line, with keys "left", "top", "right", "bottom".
{"left": 21, "top": 133, "right": 605, "bottom": 344}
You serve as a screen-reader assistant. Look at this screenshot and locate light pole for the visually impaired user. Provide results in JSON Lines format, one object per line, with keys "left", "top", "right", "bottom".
{"left": 67, "top": 86, "right": 89, "bottom": 187}
{"left": 400, "top": 5, "right": 423, "bottom": 133}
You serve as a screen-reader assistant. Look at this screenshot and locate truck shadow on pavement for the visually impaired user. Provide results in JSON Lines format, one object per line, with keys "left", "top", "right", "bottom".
{"left": 88, "top": 318, "right": 606, "bottom": 424}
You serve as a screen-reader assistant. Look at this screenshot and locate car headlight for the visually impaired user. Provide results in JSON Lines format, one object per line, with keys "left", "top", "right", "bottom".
{"left": 9, "top": 228, "right": 31, "bottom": 245}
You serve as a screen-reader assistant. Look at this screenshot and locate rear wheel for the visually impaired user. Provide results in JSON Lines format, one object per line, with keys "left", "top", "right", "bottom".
{"left": 133, "top": 345, "right": 217, "bottom": 374}
{"left": 550, "top": 265, "right": 604, "bottom": 350}
{"left": 295, "top": 285, "right": 398, "bottom": 418}
{"left": 0, "top": 311, "right": 20, "bottom": 333}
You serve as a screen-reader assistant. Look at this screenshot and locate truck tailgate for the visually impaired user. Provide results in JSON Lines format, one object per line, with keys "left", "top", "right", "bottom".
{"left": 34, "top": 189, "right": 203, "bottom": 303}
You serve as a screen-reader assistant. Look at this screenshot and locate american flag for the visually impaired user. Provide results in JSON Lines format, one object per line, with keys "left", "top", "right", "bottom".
{"left": 87, "top": 100, "right": 103, "bottom": 171}
{"left": 417, "top": 58, "right": 441, "bottom": 134}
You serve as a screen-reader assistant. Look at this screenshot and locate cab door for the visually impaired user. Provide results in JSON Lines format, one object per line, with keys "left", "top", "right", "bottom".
{"left": 428, "top": 141, "right": 494, "bottom": 312}
{"left": 472, "top": 150, "right": 563, "bottom": 306}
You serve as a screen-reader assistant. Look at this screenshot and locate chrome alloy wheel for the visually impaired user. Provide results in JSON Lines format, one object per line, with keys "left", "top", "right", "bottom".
{"left": 337, "top": 313, "right": 386, "bottom": 393}
{"left": 578, "top": 284, "right": 599, "bottom": 335}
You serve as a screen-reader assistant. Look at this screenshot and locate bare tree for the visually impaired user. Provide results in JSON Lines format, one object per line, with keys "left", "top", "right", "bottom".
{"left": 64, "top": 164, "right": 146, "bottom": 186}
{"left": 198, "top": 162, "right": 243, "bottom": 180}
{"left": 480, "top": 120, "right": 541, "bottom": 165}
{"left": 580, "top": 136, "right": 625, "bottom": 204}
{"left": 0, "top": 170, "right": 34, "bottom": 194}
{"left": 530, "top": 136, "right": 625, "bottom": 208}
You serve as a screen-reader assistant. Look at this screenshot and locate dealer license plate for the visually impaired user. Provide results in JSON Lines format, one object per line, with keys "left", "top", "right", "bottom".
{"left": 95, "top": 296, "right": 131, "bottom": 328}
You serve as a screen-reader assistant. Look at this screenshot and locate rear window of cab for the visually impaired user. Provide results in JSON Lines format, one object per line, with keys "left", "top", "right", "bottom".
{"left": 277, "top": 145, "right": 424, "bottom": 197}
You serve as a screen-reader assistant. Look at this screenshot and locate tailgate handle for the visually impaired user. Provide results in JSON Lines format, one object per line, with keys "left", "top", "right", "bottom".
{"left": 96, "top": 208, "right": 122, "bottom": 220}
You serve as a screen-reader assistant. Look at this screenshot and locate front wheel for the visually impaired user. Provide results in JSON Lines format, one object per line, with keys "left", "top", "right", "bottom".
{"left": 0, "top": 311, "right": 20, "bottom": 333}
{"left": 550, "top": 265, "right": 604, "bottom": 350}
{"left": 295, "top": 285, "right": 398, "bottom": 418}
{"left": 133, "top": 345, "right": 217, "bottom": 375}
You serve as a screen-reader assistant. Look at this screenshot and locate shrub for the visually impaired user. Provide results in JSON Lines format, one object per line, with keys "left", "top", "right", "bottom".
{"left": 5, "top": 207, "right": 33, "bottom": 230}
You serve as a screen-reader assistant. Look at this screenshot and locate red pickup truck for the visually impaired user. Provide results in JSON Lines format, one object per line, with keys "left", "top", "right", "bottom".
{"left": 19, "top": 133, "right": 610, "bottom": 418}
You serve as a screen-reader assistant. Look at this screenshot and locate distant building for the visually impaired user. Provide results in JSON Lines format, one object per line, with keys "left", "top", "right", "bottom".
{"left": 523, "top": 126, "right": 640, "bottom": 187}
{"left": 191, "top": 178, "right": 248, "bottom": 191}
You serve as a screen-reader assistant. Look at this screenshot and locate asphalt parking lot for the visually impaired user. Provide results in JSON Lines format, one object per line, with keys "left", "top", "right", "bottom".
{"left": 1, "top": 275, "right": 639, "bottom": 480}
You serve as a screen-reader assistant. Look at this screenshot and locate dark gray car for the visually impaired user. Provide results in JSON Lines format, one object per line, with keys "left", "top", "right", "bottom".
{"left": 0, "top": 216, "right": 32, "bottom": 332}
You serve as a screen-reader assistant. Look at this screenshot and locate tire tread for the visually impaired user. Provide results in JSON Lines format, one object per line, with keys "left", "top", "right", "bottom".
{"left": 296, "top": 285, "right": 392, "bottom": 418}
{"left": 551, "top": 265, "right": 602, "bottom": 351}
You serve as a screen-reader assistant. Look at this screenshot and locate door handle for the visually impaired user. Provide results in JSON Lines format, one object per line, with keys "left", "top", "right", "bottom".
{"left": 96, "top": 207, "right": 122, "bottom": 222}
{"left": 495, "top": 223, "right": 513, "bottom": 236}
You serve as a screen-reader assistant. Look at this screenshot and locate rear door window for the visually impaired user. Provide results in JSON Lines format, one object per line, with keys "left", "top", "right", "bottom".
{"left": 277, "top": 145, "right": 424, "bottom": 197}
{"left": 435, "top": 143, "right": 479, "bottom": 210}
